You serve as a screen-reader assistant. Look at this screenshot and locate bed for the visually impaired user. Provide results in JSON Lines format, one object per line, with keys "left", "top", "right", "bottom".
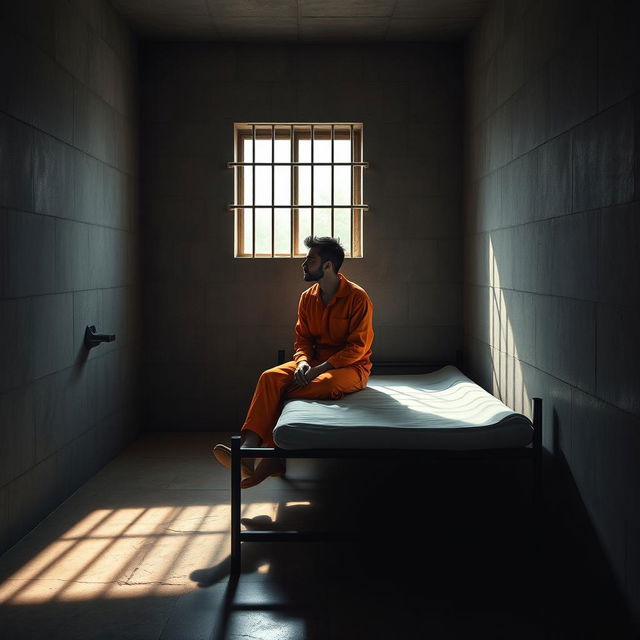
{"left": 229, "top": 361, "right": 542, "bottom": 576}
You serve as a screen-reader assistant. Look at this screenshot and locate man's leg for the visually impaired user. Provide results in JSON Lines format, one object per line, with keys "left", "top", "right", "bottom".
{"left": 241, "top": 366, "right": 365, "bottom": 488}
{"left": 240, "top": 361, "right": 298, "bottom": 447}
{"left": 213, "top": 361, "right": 297, "bottom": 476}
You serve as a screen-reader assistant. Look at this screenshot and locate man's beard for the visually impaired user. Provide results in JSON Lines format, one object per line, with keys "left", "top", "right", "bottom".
{"left": 303, "top": 266, "right": 323, "bottom": 281}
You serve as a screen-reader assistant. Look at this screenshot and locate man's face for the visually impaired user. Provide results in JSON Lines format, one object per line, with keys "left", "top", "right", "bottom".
{"left": 302, "top": 248, "right": 324, "bottom": 282}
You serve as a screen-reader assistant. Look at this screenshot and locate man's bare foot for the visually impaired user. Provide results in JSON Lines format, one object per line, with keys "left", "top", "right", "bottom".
{"left": 240, "top": 458, "right": 286, "bottom": 489}
{"left": 212, "top": 444, "right": 254, "bottom": 478}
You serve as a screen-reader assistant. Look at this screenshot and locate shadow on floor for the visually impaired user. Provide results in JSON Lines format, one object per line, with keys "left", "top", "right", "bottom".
{"left": 195, "top": 456, "right": 636, "bottom": 639}
{"left": 0, "top": 438, "right": 636, "bottom": 639}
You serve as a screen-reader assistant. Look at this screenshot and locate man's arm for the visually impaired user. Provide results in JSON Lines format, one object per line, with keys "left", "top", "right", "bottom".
{"left": 292, "top": 294, "right": 314, "bottom": 365}
{"left": 326, "top": 293, "right": 374, "bottom": 369}
{"left": 292, "top": 290, "right": 373, "bottom": 387}
{"left": 291, "top": 293, "right": 337, "bottom": 387}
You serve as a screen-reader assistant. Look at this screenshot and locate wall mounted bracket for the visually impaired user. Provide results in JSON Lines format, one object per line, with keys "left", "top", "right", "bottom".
{"left": 84, "top": 325, "right": 116, "bottom": 350}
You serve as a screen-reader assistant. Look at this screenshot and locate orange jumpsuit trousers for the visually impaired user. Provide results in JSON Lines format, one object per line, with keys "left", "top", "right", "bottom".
{"left": 240, "top": 360, "right": 365, "bottom": 447}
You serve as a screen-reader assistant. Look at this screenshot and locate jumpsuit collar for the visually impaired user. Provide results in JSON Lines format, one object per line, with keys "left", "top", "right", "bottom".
{"left": 312, "top": 273, "right": 348, "bottom": 305}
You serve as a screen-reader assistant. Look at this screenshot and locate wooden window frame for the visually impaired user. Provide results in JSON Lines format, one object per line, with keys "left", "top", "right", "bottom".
{"left": 232, "top": 123, "right": 365, "bottom": 259}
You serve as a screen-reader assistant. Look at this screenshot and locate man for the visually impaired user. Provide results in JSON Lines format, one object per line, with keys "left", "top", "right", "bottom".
{"left": 213, "top": 235, "right": 374, "bottom": 488}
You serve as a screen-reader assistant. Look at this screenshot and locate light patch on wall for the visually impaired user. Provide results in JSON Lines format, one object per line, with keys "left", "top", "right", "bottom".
{"left": 488, "top": 236, "right": 530, "bottom": 416}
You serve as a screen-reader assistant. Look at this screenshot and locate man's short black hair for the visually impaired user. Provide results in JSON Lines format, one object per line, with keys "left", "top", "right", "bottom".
{"left": 304, "top": 236, "right": 345, "bottom": 274}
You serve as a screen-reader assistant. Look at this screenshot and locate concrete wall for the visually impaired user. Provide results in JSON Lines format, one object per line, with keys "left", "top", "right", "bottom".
{"left": 140, "top": 43, "right": 464, "bottom": 431}
{"left": 0, "top": 0, "right": 140, "bottom": 554}
{"left": 464, "top": 0, "right": 640, "bottom": 626}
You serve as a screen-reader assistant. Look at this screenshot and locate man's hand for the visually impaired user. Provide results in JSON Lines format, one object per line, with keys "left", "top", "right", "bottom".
{"left": 293, "top": 361, "right": 312, "bottom": 387}
{"left": 293, "top": 360, "right": 333, "bottom": 388}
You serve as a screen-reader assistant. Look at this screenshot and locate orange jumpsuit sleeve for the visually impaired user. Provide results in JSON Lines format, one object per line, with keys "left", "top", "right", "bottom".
{"left": 326, "top": 292, "right": 374, "bottom": 369}
{"left": 293, "top": 293, "right": 314, "bottom": 364}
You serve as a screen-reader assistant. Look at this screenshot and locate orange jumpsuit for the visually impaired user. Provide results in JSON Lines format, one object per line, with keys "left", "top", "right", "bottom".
{"left": 241, "top": 273, "right": 374, "bottom": 446}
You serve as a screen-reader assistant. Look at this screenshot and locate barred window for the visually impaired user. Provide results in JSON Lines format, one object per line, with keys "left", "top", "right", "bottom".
{"left": 229, "top": 123, "right": 366, "bottom": 258}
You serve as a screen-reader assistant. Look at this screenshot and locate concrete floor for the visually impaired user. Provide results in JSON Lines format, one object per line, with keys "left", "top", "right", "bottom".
{"left": 0, "top": 432, "right": 634, "bottom": 639}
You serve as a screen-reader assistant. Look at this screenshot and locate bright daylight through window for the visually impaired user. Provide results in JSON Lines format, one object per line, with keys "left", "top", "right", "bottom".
{"left": 230, "top": 123, "right": 366, "bottom": 258}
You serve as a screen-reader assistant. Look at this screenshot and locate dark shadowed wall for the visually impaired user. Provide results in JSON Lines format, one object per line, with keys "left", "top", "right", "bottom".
{"left": 140, "top": 42, "right": 464, "bottom": 432}
{"left": 0, "top": 0, "right": 140, "bottom": 554}
{"left": 463, "top": 0, "right": 640, "bottom": 626}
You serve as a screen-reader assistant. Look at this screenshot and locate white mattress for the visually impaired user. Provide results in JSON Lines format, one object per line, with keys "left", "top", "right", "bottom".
{"left": 273, "top": 365, "right": 533, "bottom": 450}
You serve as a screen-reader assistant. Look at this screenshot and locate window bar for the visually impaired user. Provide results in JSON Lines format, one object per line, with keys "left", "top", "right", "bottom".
{"left": 252, "top": 124, "right": 256, "bottom": 259}
{"left": 271, "top": 125, "right": 275, "bottom": 258}
{"left": 310, "top": 124, "right": 314, "bottom": 238}
{"left": 330, "top": 124, "right": 335, "bottom": 238}
{"left": 229, "top": 205, "right": 368, "bottom": 209}
{"left": 234, "top": 125, "right": 239, "bottom": 256}
{"left": 354, "top": 129, "right": 364, "bottom": 257}
{"left": 350, "top": 124, "right": 354, "bottom": 256}
{"left": 228, "top": 161, "right": 368, "bottom": 167}
{"left": 290, "top": 124, "right": 294, "bottom": 257}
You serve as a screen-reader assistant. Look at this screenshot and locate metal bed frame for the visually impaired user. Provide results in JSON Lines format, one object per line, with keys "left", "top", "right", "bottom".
{"left": 228, "top": 360, "right": 543, "bottom": 576}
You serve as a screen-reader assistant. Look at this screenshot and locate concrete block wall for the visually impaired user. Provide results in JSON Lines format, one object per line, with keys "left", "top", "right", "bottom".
{"left": 0, "top": 0, "right": 140, "bottom": 554}
{"left": 464, "top": 0, "right": 640, "bottom": 625}
{"left": 140, "top": 43, "right": 464, "bottom": 431}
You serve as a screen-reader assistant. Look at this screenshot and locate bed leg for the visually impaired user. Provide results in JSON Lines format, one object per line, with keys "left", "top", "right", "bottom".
{"left": 230, "top": 434, "right": 242, "bottom": 576}
{"left": 531, "top": 397, "right": 543, "bottom": 508}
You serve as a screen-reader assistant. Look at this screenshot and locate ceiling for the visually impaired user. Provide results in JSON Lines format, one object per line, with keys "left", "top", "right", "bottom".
{"left": 110, "top": 0, "right": 489, "bottom": 42}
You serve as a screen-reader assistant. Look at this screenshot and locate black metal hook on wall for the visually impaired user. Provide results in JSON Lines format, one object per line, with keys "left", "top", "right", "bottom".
{"left": 84, "top": 325, "right": 116, "bottom": 350}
